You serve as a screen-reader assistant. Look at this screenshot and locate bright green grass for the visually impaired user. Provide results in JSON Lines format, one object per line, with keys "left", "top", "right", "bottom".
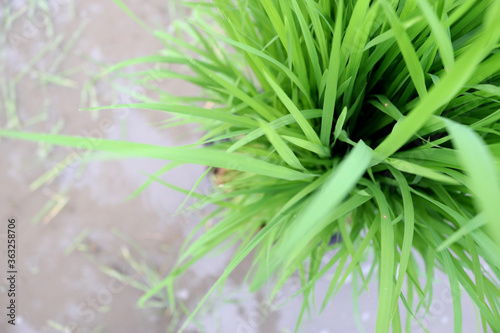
{"left": 2, "top": 0, "right": 500, "bottom": 331}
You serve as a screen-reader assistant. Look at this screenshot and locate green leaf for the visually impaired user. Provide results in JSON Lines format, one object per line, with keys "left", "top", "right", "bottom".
{"left": 320, "top": 0, "right": 343, "bottom": 146}
{"left": 0, "top": 130, "right": 314, "bottom": 181}
{"left": 263, "top": 71, "right": 322, "bottom": 145}
{"left": 445, "top": 120, "right": 500, "bottom": 246}
{"left": 274, "top": 141, "right": 373, "bottom": 275}
{"left": 375, "top": 0, "right": 500, "bottom": 161}
{"left": 259, "top": 119, "right": 305, "bottom": 170}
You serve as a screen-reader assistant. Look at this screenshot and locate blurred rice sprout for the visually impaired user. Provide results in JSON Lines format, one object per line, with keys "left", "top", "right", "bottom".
{"left": 2, "top": 0, "right": 500, "bottom": 332}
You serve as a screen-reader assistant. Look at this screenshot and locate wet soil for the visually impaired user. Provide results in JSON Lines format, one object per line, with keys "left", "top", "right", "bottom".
{"left": 0, "top": 1, "right": 480, "bottom": 332}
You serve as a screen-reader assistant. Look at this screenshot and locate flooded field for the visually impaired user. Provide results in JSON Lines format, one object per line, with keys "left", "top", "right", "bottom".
{"left": 0, "top": 1, "right": 479, "bottom": 332}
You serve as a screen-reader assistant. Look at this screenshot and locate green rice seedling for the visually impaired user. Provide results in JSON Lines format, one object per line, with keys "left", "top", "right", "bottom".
{"left": 47, "top": 319, "right": 105, "bottom": 333}
{"left": 63, "top": 228, "right": 91, "bottom": 256}
{"left": 75, "top": 229, "right": 198, "bottom": 333}
{"left": 31, "top": 189, "right": 69, "bottom": 225}
{"left": 2, "top": 0, "right": 500, "bottom": 331}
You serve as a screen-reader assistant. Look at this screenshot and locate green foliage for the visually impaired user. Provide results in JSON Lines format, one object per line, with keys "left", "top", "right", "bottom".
{"left": 2, "top": 0, "right": 500, "bottom": 331}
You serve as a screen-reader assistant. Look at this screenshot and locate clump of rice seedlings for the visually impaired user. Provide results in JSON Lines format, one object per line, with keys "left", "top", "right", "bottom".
{"left": 2, "top": 0, "right": 500, "bottom": 331}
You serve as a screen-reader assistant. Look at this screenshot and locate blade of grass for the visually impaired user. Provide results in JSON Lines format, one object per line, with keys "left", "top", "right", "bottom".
{"left": 0, "top": 130, "right": 314, "bottom": 181}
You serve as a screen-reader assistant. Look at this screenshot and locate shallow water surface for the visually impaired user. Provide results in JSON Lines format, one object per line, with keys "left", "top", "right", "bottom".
{"left": 0, "top": 1, "right": 478, "bottom": 332}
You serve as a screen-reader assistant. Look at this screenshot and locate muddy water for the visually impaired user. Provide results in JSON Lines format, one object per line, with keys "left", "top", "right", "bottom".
{"left": 0, "top": 1, "right": 480, "bottom": 332}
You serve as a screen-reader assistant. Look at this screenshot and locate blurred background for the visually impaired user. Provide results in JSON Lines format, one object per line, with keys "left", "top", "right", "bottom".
{"left": 0, "top": 1, "right": 477, "bottom": 332}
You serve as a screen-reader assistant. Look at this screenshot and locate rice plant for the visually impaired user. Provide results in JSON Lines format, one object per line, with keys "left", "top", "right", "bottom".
{"left": 2, "top": 0, "right": 500, "bottom": 331}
